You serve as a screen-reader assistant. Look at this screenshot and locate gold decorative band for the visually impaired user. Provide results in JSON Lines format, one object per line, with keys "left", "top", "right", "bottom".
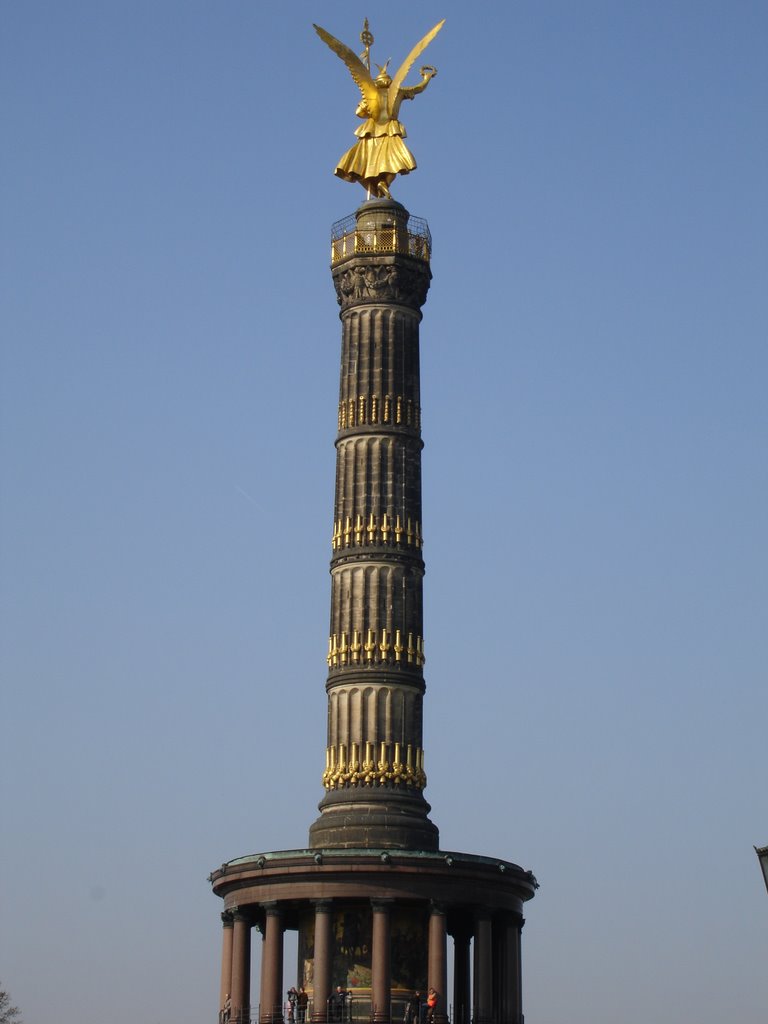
{"left": 332, "top": 514, "right": 422, "bottom": 550}
{"left": 330, "top": 226, "right": 431, "bottom": 267}
{"left": 338, "top": 394, "right": 421, "bottom": 431}
{"left": 327, "top": 629, "right": 425, "bottom": 668}
{"left": 322, "top": 741, "right": 427, "bottom": 791}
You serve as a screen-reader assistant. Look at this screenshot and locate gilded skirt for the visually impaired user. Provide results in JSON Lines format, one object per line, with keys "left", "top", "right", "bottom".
{"left": 335, "top": 135, "right": 417, "bottom": 185}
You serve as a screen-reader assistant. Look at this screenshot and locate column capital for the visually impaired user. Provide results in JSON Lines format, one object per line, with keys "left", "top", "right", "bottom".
{"left": 450, "top": 925, "right": 472, "bottom": 946}
{"left": 232, "top": 908, "right": 252, "bottom": 925}
{"left": 502, "top": 911, "right": 524, "bottom": 929}
{"left": 261, "top": 901, "right": 283, "bottom": 918}
{"left": 332, "top": 255, "right": 432, "bottom": 314}
{"left": 371, "top": 897, "right": 394, "bottom": 912}
{"left": 429, "top": 900, "right": 447, "bottom": 916}
{"left": 221, "top": 911, "right": 235, "bottom": 927}
{"left": 312, "top": 899, "right": 334, "bottom": 913}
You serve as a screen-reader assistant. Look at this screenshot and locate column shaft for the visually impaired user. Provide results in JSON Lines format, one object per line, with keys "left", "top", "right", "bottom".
{"left": 452, "top": 930, "right": 471, "bottom": 1024}
{"left": 473, "top": 912, "right": 492, "bottom": 1024}
{"left": 220, "top": 913, "right": 235, "bottom": 1013}
{"left": 312, "top": 902, "right": 333, "bottom": 1024}
{"left": 371, "top": 901, "right": 392, "bottom": 1024}
{"left": 427, "top": 906, "right": 448, "bottom": 1024}
{"left": 259, "top": 906, "right": 284, "bottom": 1024}
{"left": 501, "top": 917, "right": 522, "bottom": 1024}
{"left": 231, "top": 912, "right": 251, "bottom": 1024}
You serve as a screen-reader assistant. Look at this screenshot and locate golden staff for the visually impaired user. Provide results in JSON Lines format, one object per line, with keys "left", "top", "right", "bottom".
{"left": 359, "top": 18, "right": 373, "bottom": 70}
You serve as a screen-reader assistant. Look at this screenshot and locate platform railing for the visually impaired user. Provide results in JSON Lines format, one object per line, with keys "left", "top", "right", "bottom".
{"left": 330, "top": 215, "right": 432, "bottom": 266}
{"left": 220, "top": 998, "right": 455, "bottom": 1024}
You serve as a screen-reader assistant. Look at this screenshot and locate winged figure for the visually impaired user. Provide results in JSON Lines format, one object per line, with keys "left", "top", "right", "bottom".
{"left": 314, "top": 20, "right": 444, "bottom": 198}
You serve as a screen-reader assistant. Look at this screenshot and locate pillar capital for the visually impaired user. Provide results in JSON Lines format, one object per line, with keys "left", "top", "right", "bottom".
{"left": 221, "top": 911, "right": 235, "bottom": 928}
{"left": 261, "top": 901, "right": 283, "bottom": 918}
{"left": 312, "top": 898, "right": 334, "bottom": 913}
{"left": 371, "top": 897, "right": 394, "bottom": 912}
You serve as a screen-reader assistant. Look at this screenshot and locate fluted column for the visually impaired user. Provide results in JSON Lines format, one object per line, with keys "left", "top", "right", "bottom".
{"left": 259, "top": 904, "right": 284, "bottom": 1024}
{"left": 231, "top": 910, "right": 251, "bottom": 1024}
{"left": 310, "top": 198, "right": 438, "bottom": 851}
{"left": 371, "top": 900, "right": 393, "bottom": 1024}
{"left": 452, "top": 927, "right": 471, "bottom": 1024}
{"left": 427, "top": 903, "right": 448, "bottom": 1024}
{"left": 473, "top": 910, "right": 492, "bottom": 1024}
{"left": 312, "top": 901, "right": 333, "bottom": 1024}
{"left": 220, "top": 911, "right": 235, "bottom": 1013}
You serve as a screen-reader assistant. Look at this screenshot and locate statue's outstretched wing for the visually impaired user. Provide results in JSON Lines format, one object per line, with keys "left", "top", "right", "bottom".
{"left": 388, "top": 19, "right": 445, "bottom": 100}
{"left": 314, "top": 24, "right": 379, "bottom": 115}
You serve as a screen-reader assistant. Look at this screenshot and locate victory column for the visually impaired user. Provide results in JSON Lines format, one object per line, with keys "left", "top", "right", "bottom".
{"left": 211, "top": 21, "right": 537, "bottom": 1024}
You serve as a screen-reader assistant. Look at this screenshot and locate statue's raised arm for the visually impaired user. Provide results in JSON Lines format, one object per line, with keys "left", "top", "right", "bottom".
{"left": 313, "top": 19, "right": 444, "bottom": 199}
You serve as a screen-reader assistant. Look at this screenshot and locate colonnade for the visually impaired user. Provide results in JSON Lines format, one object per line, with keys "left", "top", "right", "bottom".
{"left": 218, "top": 902, "right": 523, "bottom": 1024}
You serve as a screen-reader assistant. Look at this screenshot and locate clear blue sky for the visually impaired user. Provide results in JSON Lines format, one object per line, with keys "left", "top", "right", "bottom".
{"left": 2, "top": 3, "right": 766, "bottom": 1023}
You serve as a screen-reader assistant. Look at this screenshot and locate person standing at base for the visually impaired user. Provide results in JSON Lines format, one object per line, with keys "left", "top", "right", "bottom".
{"left": 426, "top": 989, "right": 438, "bottom": 1024}
{"left": 334, "top": 985, "right": 348, "bottom": 1022}
{"left": 404, "top": 992, "right": 420, "bottom": 1024}
{"left": 297, "top": 987, "right": 309, "bottom": 1024}
{"left": 287, "top": 989, "right": 298, "bottom": 1024}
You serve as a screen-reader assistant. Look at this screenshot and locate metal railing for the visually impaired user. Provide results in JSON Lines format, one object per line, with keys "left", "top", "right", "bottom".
{"left": 222, "top": 998, "right": 455, "bottom": 1024}
{"left": 330, "top": 215, "right": 432, "bottom": 266}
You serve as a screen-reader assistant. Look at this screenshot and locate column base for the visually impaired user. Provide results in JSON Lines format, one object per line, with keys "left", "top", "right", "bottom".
{"left": 259, "top": 1012, "right": 283, "bottom": 1024}
{"left": 309, "top": 789, "right": 439, "bottom": 850}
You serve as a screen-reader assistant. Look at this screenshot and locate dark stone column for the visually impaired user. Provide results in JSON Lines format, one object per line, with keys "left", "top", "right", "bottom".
{"left": 473, "top": 910, "right": 492, "bottom": 1024}
{"left": 309, "top": 198, "right": 438, "bottom": 852}
{"left": 371, "top": 899, "right": 393, "bottom": 1024}
{"left": 496, "top": 915, "right": 522, "bottom": 1024}
{"left": 452, "top": 927, "right": 471, "bottom": 1024}
{"left": 312, "top": 901, "right": 333, "bottom": 1024}
{"left": 492, "top": 919, "right": 505, "bottom": 1024}
{"left": 505, "top": 918, "right": 523, "bottom": 1024}
{"left": 427, "top": 903, "right": 448, "bottom": 1024}
{"left": 231, "top": 910, "right": 252, "bottom": 1024}
{"left": 220, "top": 912, "right": 235, "bottom": 1015}
{"left": 259, "top": 903, "right": 284, "bottom": 1024}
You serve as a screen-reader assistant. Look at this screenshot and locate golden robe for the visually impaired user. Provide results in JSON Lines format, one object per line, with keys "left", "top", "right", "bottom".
{"left": 335, "top": 116, "right": 416, "bottom": 187}
{"left": 334, "top": 82, "right": 424, "bottom": 190}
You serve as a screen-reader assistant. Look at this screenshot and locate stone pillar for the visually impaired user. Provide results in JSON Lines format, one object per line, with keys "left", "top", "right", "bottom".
{"left": 312, "top": 901, "right": 333, "bottom": 1024}
{"left": 427, "top": 903, "right": 448, "bottom": 1024}
{"left": 491, "top": 919, "right": 505, "bottom": 1024}
{"left": 309, "top": 198, "right": 439, "bottom": 853}
{"left": 371, "top": 900, "right": 393, "bottom": 1024}
{"left": 259, "top": 903, "right": 284, "bottom": 1024}
{"left": 505, "top": 918, "right": 523, "bottom": 1024}
{"left": 220, "top": 912, "right": 235, "bottom": 1013}
{"left": 497, "top": 916, "right": 519, "bottom": 1024}
{"left": 452, "top": 928, "right": 471, "bottom": 1024}
{"left": 231, "top": 910, "right": 252, "bottom": 1024}
{"left": 473, "top": 910, "right": 492, "bottom": 1024}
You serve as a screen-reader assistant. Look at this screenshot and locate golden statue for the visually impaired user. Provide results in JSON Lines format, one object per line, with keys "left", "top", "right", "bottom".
{"left": 313, "top": 19, "right": 444, "bottom": 199}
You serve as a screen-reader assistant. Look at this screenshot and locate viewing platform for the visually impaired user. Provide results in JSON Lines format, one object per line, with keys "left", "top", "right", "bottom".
{"left": 331, "top": 206, "right": 432, "bottom": 266}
